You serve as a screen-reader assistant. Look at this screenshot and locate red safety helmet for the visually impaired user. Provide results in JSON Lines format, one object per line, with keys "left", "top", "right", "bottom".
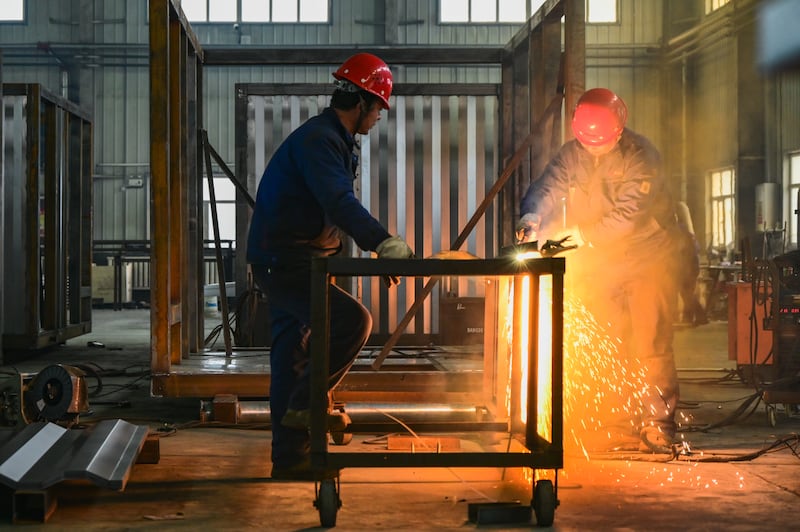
{"left": 571, "top": 88, "right": 628, "bottom": 147}
{"left": 333, "top": 53, "right": 393, "bottom": 110}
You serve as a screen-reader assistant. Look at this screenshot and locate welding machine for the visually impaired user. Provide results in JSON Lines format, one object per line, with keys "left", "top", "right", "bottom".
{"left": 0, "top": 364, "right": 89, "bottom": 428}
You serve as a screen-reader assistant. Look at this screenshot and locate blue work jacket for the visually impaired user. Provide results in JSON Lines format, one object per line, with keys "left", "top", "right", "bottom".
{"left": 247, "top": 107, "right": 391, "bottom": 264}
{"left": 520, "top": 128, "right": 677, "bottom": 260}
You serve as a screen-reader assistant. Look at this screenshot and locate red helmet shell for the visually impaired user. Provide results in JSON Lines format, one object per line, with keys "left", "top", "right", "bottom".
{"left": 571, "top": 88, "right": 628, "bottom": 147}
{"left": 333, "top": 53, "right": 393, "bottom": 110}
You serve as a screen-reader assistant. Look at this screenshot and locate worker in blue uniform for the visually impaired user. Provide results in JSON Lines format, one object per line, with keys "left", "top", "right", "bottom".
{"left": 517, "top": 88, "right": 682, "bottom": 454}
{"left": 247, "top": 53, "right": 414, "bottom": 479}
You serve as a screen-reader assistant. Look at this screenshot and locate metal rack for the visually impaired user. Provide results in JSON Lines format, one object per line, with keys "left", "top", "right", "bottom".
{"left": 308, "top": 256, "right": 565, "bottom": 527}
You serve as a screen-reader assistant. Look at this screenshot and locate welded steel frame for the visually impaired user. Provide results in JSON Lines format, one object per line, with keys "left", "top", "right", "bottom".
{"left": 148, "top": 0, "right": 205, "bottom": 388}
{"left": 148, "top": 0, "right": 584, "bottom": 399}
{"left": 308, "top": 256, "right": 565, "bottom": 471}
{"left": 1, "top": 83, "right": 93, "bottom": 355}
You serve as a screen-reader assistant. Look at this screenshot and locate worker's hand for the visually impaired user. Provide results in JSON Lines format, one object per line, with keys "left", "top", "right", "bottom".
{"left": 551, "top": 226, "right": 585, "bottom": 248}
{"left": 515, "top": 213, "right": 541, "bottom": 243}
{"left": 376, "top": 236, "right": 414, "bottom": 259}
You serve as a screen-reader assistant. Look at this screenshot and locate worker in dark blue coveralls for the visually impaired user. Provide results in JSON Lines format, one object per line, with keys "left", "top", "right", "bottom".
{"left": 516, "top": 88, "right": 682, "bottom": 454}
{"left": 247, "top": 53, "right": 414, "bottom": 480}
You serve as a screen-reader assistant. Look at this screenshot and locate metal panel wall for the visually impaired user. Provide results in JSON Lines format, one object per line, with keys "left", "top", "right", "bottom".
{"left": 777, "top": 71, "right": 800, "bottom": 156}
{"left": 239, "top": 86, "right": 499, "bottom": 336}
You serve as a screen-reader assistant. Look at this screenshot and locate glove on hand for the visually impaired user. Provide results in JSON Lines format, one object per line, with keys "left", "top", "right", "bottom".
{"left": 515, "top": 213, "right": 541, "bottom": 243}
{"left": 376, "top": 236, "right": 414, "bottom": 288}
{"left": 376, "top": 236, "right": 414, "bottom": 259}
{"left": 551, "top": 226, "right": 585, "bottom": 248}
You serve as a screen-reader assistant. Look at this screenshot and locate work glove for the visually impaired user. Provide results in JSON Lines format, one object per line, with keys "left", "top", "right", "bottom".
{"left": 376, "top": 236, "right": 414, "bottom": 259}
{"left": 376, "top": 236, "right": 414, "bottom": 287}
{"left": 550, "top": 225, "right": 585, "bottom": 248}
{"left": 515, "top": 213, "right": 541, "bottom": 244}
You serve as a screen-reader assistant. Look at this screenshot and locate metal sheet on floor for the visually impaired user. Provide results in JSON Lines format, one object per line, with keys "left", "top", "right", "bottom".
{"left": 0, "top": 419, "right": 149, "bottom": 491}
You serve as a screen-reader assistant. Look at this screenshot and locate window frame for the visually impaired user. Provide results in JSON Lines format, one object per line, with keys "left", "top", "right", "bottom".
{"left": 182, "top": 0, "right": 331, "bottom": 24}
{"left": 0, "top": 0, "right": 25, "bottom": 23}
{"left": 707, "top": 166, "right": 737, "bottom": 260}
{"left": 785, "top": 151, "right": 800, "bottom": 249}
{"left": 705, "top": 0, "right": 731, "bottom": 16}
{"left": 439, "top": 0, "right": 535, "bottom": 24}
{"left": 438, "top": 0, "right": 619, "bottom": 25}
{"left": 586, "top": 0, "right": 619, "bottom": 25}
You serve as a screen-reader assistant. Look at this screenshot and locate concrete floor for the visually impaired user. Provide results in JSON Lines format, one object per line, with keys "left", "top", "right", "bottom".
{"left": 2, "top": 308, "right": 800, "bottom": 530}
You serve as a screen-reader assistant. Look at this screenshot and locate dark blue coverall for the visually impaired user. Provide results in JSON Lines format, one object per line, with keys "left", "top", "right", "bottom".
{"left": 247, "top": 107, "right": 392, "bottom": 469}
{"left": 520, "top": 128, "right": 681, "bottom": 438}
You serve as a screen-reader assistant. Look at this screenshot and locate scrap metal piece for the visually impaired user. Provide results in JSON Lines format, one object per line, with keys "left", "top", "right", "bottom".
{"left": 0, "top": 419, "right": 149, "bottom": 491}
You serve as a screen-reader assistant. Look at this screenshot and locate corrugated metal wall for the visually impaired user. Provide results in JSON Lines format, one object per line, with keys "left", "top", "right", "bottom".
{"left": 690, "top": 40, "right": 738, "bottom": 171}
{"left": 4, "top": 0, "right": 800, "bottom": 254}
{"left": 777, "top": 71, "right": 800, "bottom": 157}
{"left": 241, "top": 88, "right": 498, "bottom": 335}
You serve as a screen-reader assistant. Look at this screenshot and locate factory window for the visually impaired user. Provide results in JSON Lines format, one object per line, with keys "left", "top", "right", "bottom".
{"left": 709, "top": 168, "right": 736, "bottom": 260}
{"left": 787, "top": 152, "right": 800, "bottom": 248}
{"left": 439, "top": 0, "right": 616, "bottom": 24}
{"left": 705, "top": 0, "right": 731, "bottom": 15}
{"left": 203, "top": 177, "right": 236, "bottom": 245}
{"left": 587, "top": 0, "right": 617, "bottom": 23}
{"left": 181, "top": 0, "right": 329, "bottom": 23}
{"left": 0, "top": 0, "right": 24, "bottom": 21}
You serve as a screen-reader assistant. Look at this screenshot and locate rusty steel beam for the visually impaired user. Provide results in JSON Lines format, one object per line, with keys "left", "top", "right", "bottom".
{"left": 150, "top": 368, "right": 485, "bottom": 400}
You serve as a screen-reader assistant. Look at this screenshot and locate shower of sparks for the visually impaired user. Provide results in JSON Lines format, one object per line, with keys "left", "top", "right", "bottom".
{"left": 561, "top": 296, "right": 651, "bottom": 458}
{"left": 502, "top": 262, "right": 747, "bottom": 490}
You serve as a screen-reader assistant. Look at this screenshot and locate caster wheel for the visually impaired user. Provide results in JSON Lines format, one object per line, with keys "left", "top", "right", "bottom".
{"left": 532, "top": 479, "right": 556, "bottom": 527}
{"left": 330, "top": 430, "right": 353, "bottom": 445}
{"left": 767, "top": 404, "right": 777, "bottom": 428}
{"left": 316, "top": 478, "right": 340, "bottom": 527}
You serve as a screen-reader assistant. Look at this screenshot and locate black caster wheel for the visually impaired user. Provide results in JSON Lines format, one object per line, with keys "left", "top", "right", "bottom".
{"left": 330, "top": 430, "right": 353, "bottom": 445}
{"left": 532, "top": 479, "right": 556, "bottom": 527}
{"left": 315, "top": 478, "right": 341, "bottom": 527}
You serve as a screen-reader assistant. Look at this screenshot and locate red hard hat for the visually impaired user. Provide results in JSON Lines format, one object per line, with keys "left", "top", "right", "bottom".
{"left": 333, "top": 53, "right": 393, "bottom": 110}
{"left": 571, "top": 88, "right": 628, "bottom": 147}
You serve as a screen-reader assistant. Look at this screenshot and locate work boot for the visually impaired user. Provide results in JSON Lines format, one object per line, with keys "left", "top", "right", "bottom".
{"left": 639, "top": 426, "right": 675, "bottom": 454}
{"left": 271, "top": 456, "right": 339, "bottom": 481}
{"left": 281, "top": 408, "right": 350, "bottom": 432}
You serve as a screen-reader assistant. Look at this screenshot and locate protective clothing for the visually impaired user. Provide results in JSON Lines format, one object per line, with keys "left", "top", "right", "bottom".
{"left": 571, "top": 88, "right": 628, "bottom": 147}
{"left": 520, "top": 125, "right": 681, "bottom": 446}
{"left": 333, "top": 53, "right": 393, "bottom": 110}
{"left": 247, "top": 99, "right": 395, "bottom": 472}
{"left": 376, "top": 235, "right": 414, "bottom": 259}
{"left": 246, "top": 107, "right": 392, "bottom": 263}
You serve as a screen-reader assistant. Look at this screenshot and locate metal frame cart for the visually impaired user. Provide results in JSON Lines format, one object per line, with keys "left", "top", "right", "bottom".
{"left": 308, "top": 256, "right": 565, "bottom": 527}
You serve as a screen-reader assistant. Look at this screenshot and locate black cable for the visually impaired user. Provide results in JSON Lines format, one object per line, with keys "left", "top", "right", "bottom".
{"left": 676, "top": 433, "right": 800, "bottom": 463}
{"left": 678, "top": 391, "right": 762, "bottom": 432}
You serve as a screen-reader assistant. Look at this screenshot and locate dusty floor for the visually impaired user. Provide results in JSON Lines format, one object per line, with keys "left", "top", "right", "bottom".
{"left": 1, "top": 308, "right": 799, "bottom": 530}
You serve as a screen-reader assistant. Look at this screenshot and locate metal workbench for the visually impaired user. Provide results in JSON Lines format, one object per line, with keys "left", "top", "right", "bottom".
{"left": 307, "top": 256, "right": 565, "bottom": 527}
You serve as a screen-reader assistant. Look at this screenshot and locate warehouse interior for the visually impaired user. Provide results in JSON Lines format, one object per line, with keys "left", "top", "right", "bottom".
{"left": 2, "top": 0, "right": 800, "bottom": 529}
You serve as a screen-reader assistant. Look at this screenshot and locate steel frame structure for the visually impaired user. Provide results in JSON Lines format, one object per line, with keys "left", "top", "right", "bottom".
{"left": 148, "top": 0, "right": 585, "bottom": 399}
{"left": 1, "top": 83, "right": 93, "bottom": 355}
{"left": 309, "top": 256, "right": 565, "bottom": 468}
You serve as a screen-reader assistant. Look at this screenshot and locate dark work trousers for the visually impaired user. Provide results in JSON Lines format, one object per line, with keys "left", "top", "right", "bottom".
{"left": 251, "top": 261, "right": 372, "bottom": 468}
{"left": 570, "top": 234, "right": 681, "bottom": 437}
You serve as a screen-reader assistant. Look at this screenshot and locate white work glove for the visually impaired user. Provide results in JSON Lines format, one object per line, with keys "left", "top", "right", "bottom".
{"left": 376, "top": 236, "right": 414, "bottom": 287}
{"left": 376, "top": 236, "right": 414, "bottom": 259}
{"left": 515, "top": 213, "right": 541, "bottom": 243}
{"left": 550, "top": 225, "right": 585, "bottom": 248}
